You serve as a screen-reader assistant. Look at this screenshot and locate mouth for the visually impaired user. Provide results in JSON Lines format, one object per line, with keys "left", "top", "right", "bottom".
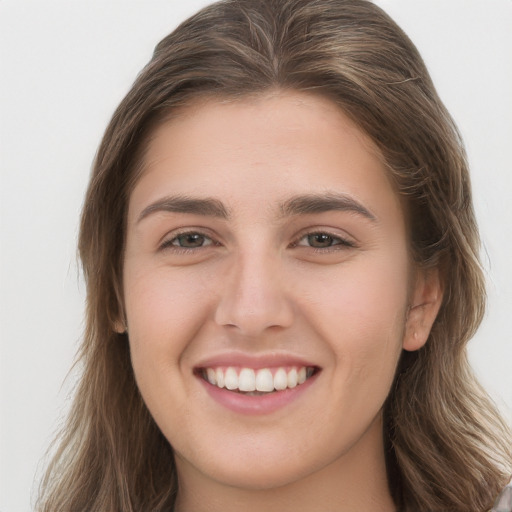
{"left": 196, "top": 366, "right": 319, "bottom": 395}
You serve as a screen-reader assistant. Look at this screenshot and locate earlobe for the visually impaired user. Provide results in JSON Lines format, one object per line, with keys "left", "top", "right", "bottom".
{"left": 112, "top": 307, "right": 128, "bottom": 334}
{"left": 403, "top": 268, "right": 443, "bottom": 352}
{"left": 112, "top": 318, "right": 127, "bottom": 334}
{"left": 111, "top": 287, "right": 127, "bottom": 334}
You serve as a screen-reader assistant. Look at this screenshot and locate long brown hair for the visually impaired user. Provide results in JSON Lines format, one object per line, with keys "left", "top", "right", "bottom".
{"left": 37, "top": 1, "right": 512, "bottom": 510}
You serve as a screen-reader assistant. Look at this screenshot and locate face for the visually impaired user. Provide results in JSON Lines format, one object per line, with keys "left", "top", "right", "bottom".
{"left": 122, "top": 92, "right": 433, "bottom": 495}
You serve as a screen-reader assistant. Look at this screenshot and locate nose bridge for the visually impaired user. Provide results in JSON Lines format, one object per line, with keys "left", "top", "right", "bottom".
{"left": 214, "top": 246, "right": 293, "bottom": 335}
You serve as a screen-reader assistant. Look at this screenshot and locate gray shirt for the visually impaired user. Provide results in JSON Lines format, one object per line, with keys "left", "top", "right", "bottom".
{"left": 492, "top": 479, "right": 512, "bottom": 512}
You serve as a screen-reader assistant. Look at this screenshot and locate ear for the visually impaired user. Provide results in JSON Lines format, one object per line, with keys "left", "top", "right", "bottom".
{"left": 403, "top": 268, "right": 443, "bottom": 352}
{"left": 112, "top": 318, "right": 127, "bottom": 334}
{"left": 111, "top": 303, "right": 127, "bottom": 334}
{"left": 111, "top": 282, "right": 127, "bottom": 334}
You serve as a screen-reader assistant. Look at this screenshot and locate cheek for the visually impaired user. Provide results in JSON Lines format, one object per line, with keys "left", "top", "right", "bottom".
{"left": 123, "top": 262, "right": 216, "bottom": 407}
{"left": 300, "top": 250, "right": 408, "bottom": 386}
{"left": 305, "top": 248, "right": 408, "bottom": 330}
{"left": 125, "top": 261, "right": 214, "bottom": 344}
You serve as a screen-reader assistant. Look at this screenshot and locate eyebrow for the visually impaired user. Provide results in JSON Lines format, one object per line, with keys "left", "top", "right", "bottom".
{"left": 280, "top": 193, "right": 376, "bottom": 221}
{"left": 136, "top": 192, "right": 376, "bottom": 224}
{"left": 137, "top": 195, "right": 230, "bottom": 223}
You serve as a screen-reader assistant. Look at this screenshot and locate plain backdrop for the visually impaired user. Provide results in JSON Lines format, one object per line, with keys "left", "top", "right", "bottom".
{"left": 1, "top": 1, "right": 511, "bottom": 510}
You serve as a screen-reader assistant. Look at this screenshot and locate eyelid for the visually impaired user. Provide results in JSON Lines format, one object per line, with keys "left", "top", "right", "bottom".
{"left": 290, "top": 228, "right": 357, "bottom": 250}
{"left": 159, "top": 227, "right": 219, "bottom": 251}
{"left": 157, "top": 226, "right": 356, "bottom": 252}
{"left": 295, "top": 233, "right": 349, "bottom": 247}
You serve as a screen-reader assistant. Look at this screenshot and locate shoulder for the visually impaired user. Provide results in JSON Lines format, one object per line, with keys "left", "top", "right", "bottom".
{"left": 492, "top": 478, "right": 512, "bottom": 512}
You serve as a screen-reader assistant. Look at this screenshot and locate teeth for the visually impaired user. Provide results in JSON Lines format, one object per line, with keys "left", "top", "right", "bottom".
{"left": 225, "top": 367, "right": 238, "bottom": 390}
{"left": 202, "top": 366, "right": 315, "bottom": 393}
{"left": 206, "top": 368, "right": 216, "bottom": 385}
{"left": 255, "top": 368, "right": 274, "bottom": 392}
{"left": 273, "top": 368, "right": 288, "bottom": 390}
{"left": 239, "top": 368, "right": 256, "bottom": 392}
{"left": 287, "top": 368, "right": 298, "bottom": 388}
{"left": 215, "top": 367, "right": 224, "bottom": 388}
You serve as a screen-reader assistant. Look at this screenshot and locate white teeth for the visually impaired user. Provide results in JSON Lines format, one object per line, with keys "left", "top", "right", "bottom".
{"left": 204, "top": 366, "right": 315, "bottom": 393}
{"left": 206, "top": 368, "right": 217, "bottom": 385}
{"left": 224, "top": 367, "right": 238, "bottom": 390}
{"left": 238, "top": 368, "right": 256, "bottom": 392}
{"left": 273, "top": 368, "right": 288, "bottom": 391}
{"left": 215, "top": 367, "right": 225, "bottom": 388}
{"left": 287, "top": 368, "right": 298, "bottom": 388}
{"left": 255, "top": 368, "right": 274, "bottom": 392}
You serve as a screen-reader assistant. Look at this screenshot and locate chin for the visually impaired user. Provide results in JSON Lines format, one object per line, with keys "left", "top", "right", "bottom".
{"left": 205, "top": 459, "right": 319, "bottom": 491}
{"left": 174, "top": 431, "right": 349, "bottom": 493}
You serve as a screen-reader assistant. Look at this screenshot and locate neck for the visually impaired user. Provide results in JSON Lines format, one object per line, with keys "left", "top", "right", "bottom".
{"left": 174, "top": 414, "right": 396, "bottom": 512}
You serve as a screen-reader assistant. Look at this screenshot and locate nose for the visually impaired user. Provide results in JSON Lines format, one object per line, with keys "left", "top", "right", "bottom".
{"left": 214, "top": 251, "right": 294, "bottom": 337}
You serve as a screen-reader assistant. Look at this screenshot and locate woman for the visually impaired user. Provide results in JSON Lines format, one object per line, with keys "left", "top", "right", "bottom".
{"left": 37, "top": 0, "right": 512, "bottom": 510}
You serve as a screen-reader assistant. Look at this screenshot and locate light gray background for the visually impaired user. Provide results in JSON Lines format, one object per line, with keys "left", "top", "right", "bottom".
{"left": 1, "top": 1, "right": 511, "bottom": 510}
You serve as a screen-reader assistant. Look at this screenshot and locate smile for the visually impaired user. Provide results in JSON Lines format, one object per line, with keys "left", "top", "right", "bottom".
{"left": 200, "top": 366, "right": 317, "bottom": 394}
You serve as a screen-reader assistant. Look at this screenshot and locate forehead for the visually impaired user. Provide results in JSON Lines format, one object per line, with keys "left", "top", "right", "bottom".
{"left": 143, "top": 91, "right": 383, "bottom": 172}
{"left": 128, "top": 91, "right": 402, "bottom": 227}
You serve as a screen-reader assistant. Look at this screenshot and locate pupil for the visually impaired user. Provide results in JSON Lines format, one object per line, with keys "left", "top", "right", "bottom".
{"left": 309, "top": 233, "right": 332, "bottom": 248}
{"left": 178, "top": 233, "right": 204, "bottom": 247}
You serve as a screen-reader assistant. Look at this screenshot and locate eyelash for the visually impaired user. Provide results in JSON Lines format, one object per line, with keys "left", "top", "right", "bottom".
{"left": 290, "top": 232, "right": 355, "bottom": 252}
{"left": 159, "top": 231, "right": 217, "bottom": 253}
{"left": 159, "top": 229, "right": 355, "bottom": 253}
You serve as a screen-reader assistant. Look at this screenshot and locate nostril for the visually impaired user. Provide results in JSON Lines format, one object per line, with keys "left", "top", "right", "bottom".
{"left": 214, "top": 289, "right": 294, "bottom": 335}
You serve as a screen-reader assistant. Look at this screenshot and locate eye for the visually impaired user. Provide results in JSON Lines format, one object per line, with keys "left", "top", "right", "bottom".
{"left": 305, "top": 233, "right": 337, "bottom": 248}
{"left": 162, "top": 232, "right": 214, "bottom": 250}
{"left": 294, "top": 232, "right": 354, "bottom": 249}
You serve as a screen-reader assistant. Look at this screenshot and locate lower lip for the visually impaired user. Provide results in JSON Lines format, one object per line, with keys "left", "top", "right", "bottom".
{"left": 198, "top": 372, "right": 319, "bottom": 415}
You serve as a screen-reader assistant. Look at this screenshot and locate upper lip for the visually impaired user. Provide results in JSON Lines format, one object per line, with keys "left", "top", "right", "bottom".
{"left": 194, "top": 351, "right": 320, "bottom": 370}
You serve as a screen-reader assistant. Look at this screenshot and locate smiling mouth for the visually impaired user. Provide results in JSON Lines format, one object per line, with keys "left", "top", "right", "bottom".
{"left": 197, "top": 366, "right": 318, "bottom": 395}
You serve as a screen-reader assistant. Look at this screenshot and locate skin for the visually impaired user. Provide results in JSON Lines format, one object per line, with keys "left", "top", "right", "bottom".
{"left": 121, "top": 91, "right": 442, "bottom": 512}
